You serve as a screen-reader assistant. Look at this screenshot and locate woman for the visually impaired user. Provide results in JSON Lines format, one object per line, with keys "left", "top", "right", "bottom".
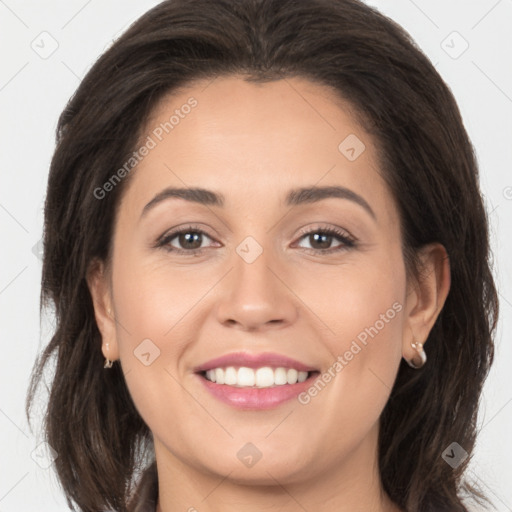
{"left": 25, "top": 0, "right": 498, "bottom": 511}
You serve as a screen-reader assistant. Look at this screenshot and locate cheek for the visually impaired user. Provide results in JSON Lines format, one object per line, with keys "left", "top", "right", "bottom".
{"left": 111, "top": 243, "right": 209, "bottom": 343}
{"left": 108, "top": 249, "right": 199, "bottom": 404}
{"left": 295, "top": 250, "right": 405, "bottom": 420}
{"left": 328, "top": 263, "right": 405, "bottom": 360}
{"left": 295, "top": 248, "right": 405, "bottom": 349}
{"left": 109, "top": 260, "right": 203, "bottom": 436}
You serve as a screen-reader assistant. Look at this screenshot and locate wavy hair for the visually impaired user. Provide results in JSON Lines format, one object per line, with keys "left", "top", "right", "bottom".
{"left": 26, "top": 0, "right": 498, "bottom": 510}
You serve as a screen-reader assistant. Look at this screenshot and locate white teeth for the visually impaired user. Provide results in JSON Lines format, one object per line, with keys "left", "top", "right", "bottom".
{"left": 297, "top": 370, "right": 308, "bottom": 383}
{"left": 286, "top": 368, "right": 298, "bottom": 384}
{"left": 215, "top": 368, "right": 224, "bottom": 384}
{"left": 224, "top": 366, "right": 237, "bottom": 385}
{"left": 238, "top": 367, "right": 255, "bottom": 386}
{"left": 274, "top": 367, "right": 288, "bottom": 385}
{"left": 255, "top": 367, "right": 274, "bottom": 387}
{"left": 204, "top": 366, "right": 310, "bottom": 388}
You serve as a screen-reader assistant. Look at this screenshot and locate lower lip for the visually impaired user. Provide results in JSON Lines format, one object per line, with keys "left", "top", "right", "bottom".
{"left": 196, "top": 372, "right": 319, "bottom": 410}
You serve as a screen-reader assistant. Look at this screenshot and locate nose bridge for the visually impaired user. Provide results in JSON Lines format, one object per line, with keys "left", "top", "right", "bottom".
{"left": 234, "top": 240, "right": 276, "bottom": 300}
{"left": 215, "top": 235, "right": 297, "bottom": 330}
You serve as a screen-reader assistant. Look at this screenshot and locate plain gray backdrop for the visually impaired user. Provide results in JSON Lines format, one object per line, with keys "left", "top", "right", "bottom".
{"left": 1, "top": 0, "right": 511, "bottom": 510}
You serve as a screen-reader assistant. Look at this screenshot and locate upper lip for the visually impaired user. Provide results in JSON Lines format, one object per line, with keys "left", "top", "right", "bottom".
{"left": 193, "top": 351, "right": 318, "bottom": 373}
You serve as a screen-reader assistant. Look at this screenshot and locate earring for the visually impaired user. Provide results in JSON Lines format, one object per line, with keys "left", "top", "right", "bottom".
{"left": 406, "top": 340, "right": 427, "bottom": 369}
{"left": 104, "top": 342, "right": 113, "bottom": 369}
{"left": 104, "top": 308, "right": 114, "bottom": 369}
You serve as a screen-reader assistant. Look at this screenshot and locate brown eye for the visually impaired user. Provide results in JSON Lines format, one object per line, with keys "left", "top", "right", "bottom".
{"left": 158, "top": 227, "right": 216, "bottom": 253}
{"left": 295, "top": 228, "right": 355, "bottom": 253}
{"left": 307, "top": 232, "right": 337, "bottom": 250}
{"left": 176, "top": 231, "right": 203, "bottom": 250}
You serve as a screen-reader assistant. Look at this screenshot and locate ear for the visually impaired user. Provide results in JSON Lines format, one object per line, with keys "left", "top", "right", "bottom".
{"left": 86, "top": 258, "right": 119, "bottom": 362}
{"left": 402, "top": 243, "right": 451, "bottom": 363}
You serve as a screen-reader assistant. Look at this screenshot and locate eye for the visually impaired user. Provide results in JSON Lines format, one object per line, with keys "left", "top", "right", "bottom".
{"left": 155, "top": 224, "right": 356, "bottom": 256}
{"left": 294, "top": 227, "right": 356, "bottom": 253}
{"left": 156, "top": 225, "right": 218, "bottom": 254}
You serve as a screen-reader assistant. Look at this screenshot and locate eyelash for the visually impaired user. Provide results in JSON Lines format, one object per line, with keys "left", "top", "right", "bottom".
{"left": 155, "top": 224, "right": 357, "bottom": 256}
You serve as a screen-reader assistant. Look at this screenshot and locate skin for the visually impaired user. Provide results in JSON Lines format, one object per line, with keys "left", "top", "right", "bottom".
{"left": 88, "top": 75, "right": 450, "bottom": 512}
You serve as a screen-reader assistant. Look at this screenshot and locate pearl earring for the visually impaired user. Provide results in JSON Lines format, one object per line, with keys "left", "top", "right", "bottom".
{"left": 406, "top": 340, "right": 427, "bottom": 369}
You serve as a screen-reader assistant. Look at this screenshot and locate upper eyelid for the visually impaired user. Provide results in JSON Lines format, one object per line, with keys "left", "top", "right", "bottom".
{"left": 295, "top": 225, "right": 353, "bottom": 239}
{"left": 160, "top": 225, "right": 352, "bottom": 239}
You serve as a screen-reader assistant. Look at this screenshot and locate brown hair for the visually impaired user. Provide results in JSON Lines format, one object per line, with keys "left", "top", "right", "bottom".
{"left": 26, "top": 0, "right": 498, "bottom": 511}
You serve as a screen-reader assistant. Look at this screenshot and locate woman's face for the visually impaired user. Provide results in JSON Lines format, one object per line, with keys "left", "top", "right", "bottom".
{"left": 97, "top": 76, "right": 415, "bottom": 488}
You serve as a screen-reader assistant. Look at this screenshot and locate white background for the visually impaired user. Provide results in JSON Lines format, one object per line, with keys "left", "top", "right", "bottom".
{"left": 0, "top": 0, "right": 511, "bottom": 510}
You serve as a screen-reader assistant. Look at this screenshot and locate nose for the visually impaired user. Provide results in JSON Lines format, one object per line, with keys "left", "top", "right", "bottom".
{"left": 215, "top": 246, "right": 298, "bottom": 332}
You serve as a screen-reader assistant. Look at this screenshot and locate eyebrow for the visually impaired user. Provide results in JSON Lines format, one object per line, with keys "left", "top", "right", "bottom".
{"left": 140, "top": 185, "right": 376, "bottom": 220}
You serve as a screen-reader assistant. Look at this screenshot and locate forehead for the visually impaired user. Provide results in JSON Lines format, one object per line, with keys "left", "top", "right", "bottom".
{"left": 119, "top": 75, "right": 394, "bottom": 222}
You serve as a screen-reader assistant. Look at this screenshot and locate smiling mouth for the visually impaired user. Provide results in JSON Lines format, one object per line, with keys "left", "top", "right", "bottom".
{"left": 197, "top": 367, "right": 321, "bottom": 388}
